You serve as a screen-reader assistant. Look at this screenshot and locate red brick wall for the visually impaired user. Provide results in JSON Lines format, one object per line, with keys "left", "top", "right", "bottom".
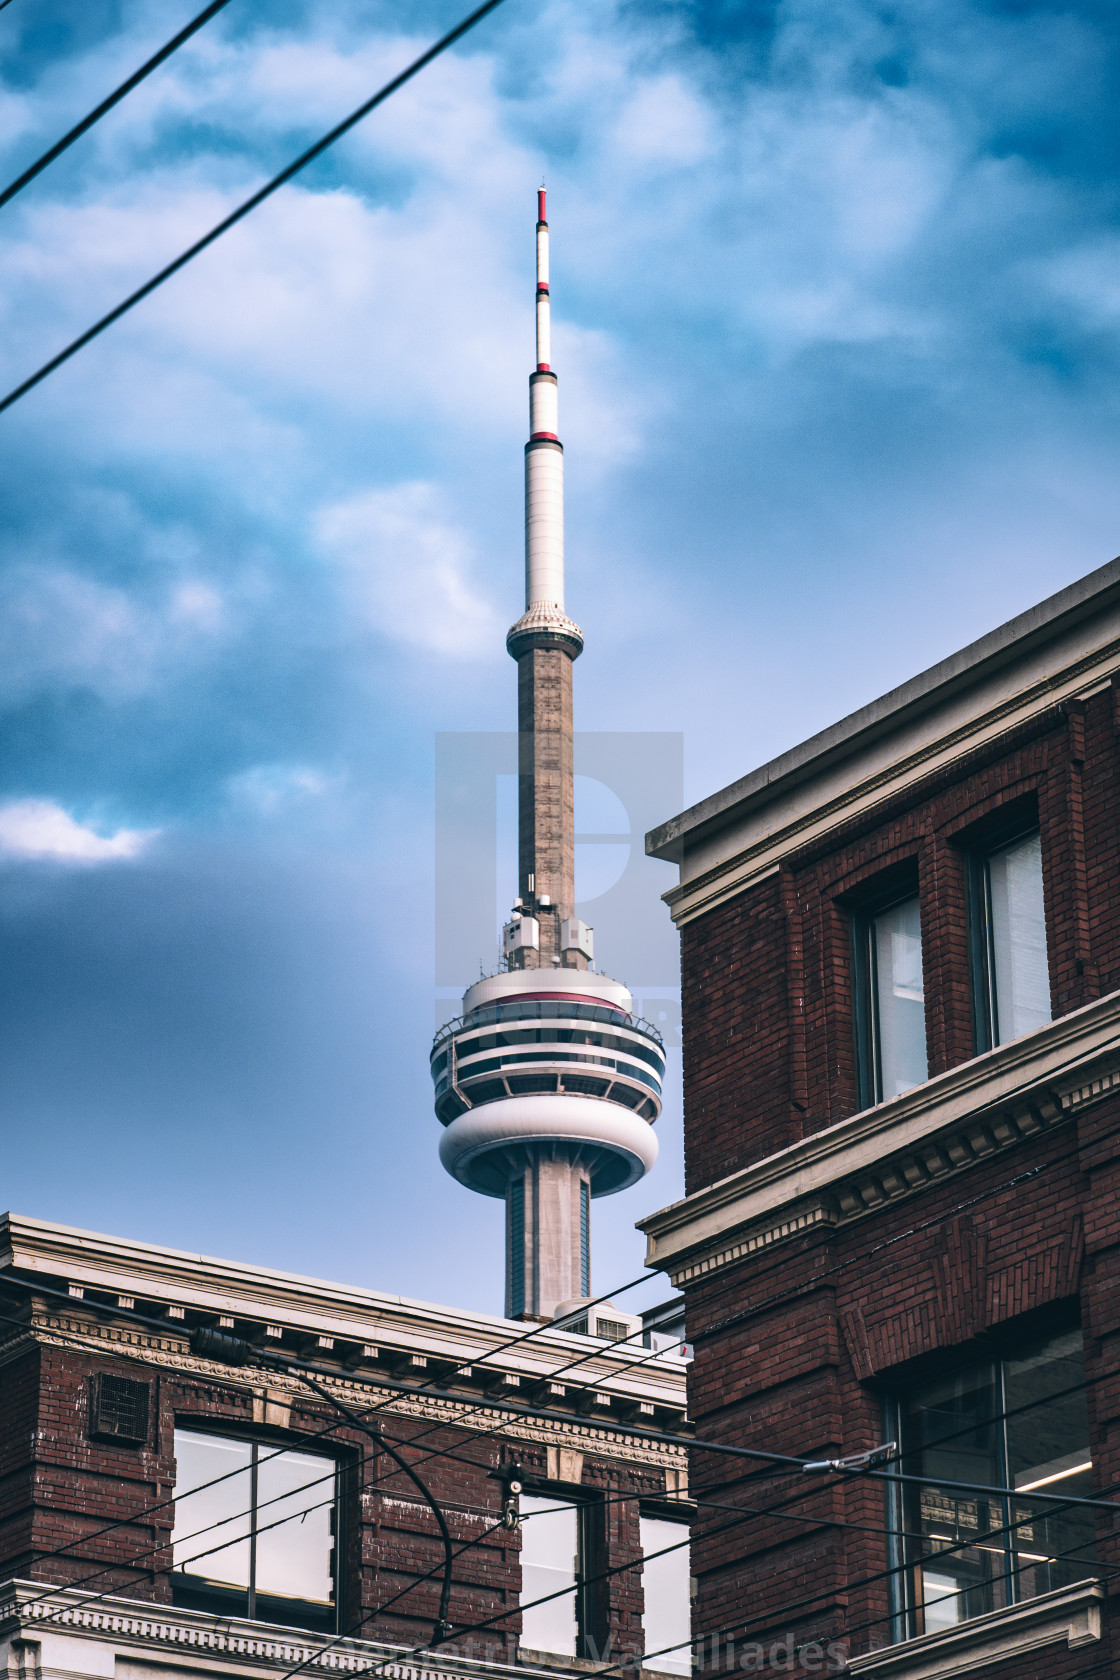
{"left": 683, "top": 1112, "right": 1119, "bottom": 1665}
{"left": 682, "top": 685, "right": 1120, "bottom": 1194}
{"left": 676, "top": 679, "right": 1120, "bottom": 1670}
{"left": 0, "top": 1339, "right": 676, "bottom": 1666}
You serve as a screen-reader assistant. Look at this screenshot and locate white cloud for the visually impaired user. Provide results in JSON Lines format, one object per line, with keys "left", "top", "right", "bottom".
{"left": 226, "top": 763, "right": 340, "bottom": 816}
{"left": 613, "top": 74, "right": 713, "bottom": 167}
{"left": 315, "top": 483, "right": 497, "bottom": 658}
{"left": 0, "top": 799, "right": 158, "bottom": 863}
{"left": 0, "top": 564, "right": 231, "bottom": 702}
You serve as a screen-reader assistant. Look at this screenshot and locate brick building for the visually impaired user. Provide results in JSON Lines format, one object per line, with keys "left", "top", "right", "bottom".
{"left": 0, "top": 1214, "right": 690, "bottom": 1680}
{"left": 640, "top": 559, "right": 1120, "bottom": 1676}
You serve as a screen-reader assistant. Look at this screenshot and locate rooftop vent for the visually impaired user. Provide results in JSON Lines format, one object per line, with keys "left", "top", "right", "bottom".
{"left": 89, "top": 1374, "right": 150, "bottom": 1445}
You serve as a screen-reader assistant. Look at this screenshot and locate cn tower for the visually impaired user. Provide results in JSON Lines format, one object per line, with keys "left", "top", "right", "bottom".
{"left": 432, "top": 190, "right": 663, "bottom": 1321}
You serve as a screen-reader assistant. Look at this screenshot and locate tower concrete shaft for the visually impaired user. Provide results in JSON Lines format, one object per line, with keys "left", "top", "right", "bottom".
{"left": 506, "top": 1148, "right": 591, "bottom": 1319}
{"left": 506, "top": 187, "right": 586, "bottom": 971}
{"left": 434, "top": 193, "right": 662, "bottom": 1323}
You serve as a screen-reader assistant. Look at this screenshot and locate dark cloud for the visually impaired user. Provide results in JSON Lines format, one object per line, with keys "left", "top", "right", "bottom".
{"left": 0, "top": 0, "right": 1117, "bottom": 1310}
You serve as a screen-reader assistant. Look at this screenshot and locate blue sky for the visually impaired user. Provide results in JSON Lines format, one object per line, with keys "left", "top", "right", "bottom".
{"left": 0, "top": 0, "right": 1118, "bottom": 1316}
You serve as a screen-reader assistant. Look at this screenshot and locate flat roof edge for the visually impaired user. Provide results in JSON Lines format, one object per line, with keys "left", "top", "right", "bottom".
{"left": 646, "top": 554, "right": 1120, "bottom": 861}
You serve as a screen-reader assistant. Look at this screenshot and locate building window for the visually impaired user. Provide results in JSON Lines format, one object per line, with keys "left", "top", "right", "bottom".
{"left": 886, "top": 1328, "right": 1095, "bottom": 1641}
{"left": 510, "top": 1180, "right": 526, "bottom": 1317}
{"left": 518, "top": 1493, "right": 586, "bottom": 1655}
{"left": 970, "top": 828, "right": 1050, "bottom": 1052}
{"left": 170, "top": 1427, "right": 339, "bottom": 1632}
{"left": 639, "top": 1513, "right": 691, "bottom": 1674}
{"left": 579, "top": 1180, "right": 591, "bottom": 1298}
{"left": 852, "top": 889, "right": 927, "bottom": 1106}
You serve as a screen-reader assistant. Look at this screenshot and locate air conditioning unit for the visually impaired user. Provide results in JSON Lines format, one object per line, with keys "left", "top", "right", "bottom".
{"left": 503, "top": 914, "right": 540, "bottom": 957}
{"left": 561, "top": 918, "right": 594, "bottom": 959}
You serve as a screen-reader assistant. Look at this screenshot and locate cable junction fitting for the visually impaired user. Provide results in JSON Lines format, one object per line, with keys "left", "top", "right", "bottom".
{"left": 802, "top": 1442, "right": 898, "bottom": 1474}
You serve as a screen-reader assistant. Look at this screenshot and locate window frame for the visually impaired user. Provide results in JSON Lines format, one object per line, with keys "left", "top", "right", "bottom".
{"left": 882, "top": 1322, "right": 1095, "bottom": 1643}
{"left": 637, "top": 1502, "right": 692, "bottom": 1675}
{"left": 966, "top": 816, "right": 1049, "bottom": 1056}
{"left": 516, "top": 1482, "right": 599, "bottom": 1659}
{"left": 848, "top": 867, "right": 925, "bottom": 1110}
{"left": 169, "top": 1420, "right": 346, "bottom": 1634}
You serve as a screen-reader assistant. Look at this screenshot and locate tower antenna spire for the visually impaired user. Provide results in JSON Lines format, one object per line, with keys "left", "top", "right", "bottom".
{"left": 432, "top": 190, "right": 662, "bottom": 1322}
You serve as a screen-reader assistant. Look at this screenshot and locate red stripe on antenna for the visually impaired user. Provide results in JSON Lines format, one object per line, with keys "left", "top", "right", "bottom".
{"left": 537, "top": 187, "right": 546, "bottom": 223}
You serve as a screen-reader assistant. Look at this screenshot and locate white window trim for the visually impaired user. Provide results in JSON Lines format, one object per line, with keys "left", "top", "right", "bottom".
{"left": 847, "top": 1577, "right": 1102, "bottom": 1679}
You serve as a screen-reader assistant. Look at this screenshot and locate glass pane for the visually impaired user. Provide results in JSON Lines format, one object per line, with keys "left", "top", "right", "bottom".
{"left": 255, "top": 1446, "right": 336, "bottom": 1607}
{"left": 988, "top": 833, "right": 1049, "bottom": 1042}
{"left": 519, "top": 1494, "right": 579, "bottom": 1656}
{"left": 171, "top": 1429, "right": 253, "bottom": 1591}
{"left": 873, "top": 897, "right": 927, "bottom": 1098}
{"left": 1005, "top": 1330, "right": 1095, "bottom": 1600}
{"left": 900, "top": 1364, "right": 1007, "bottom": 1631}
{"left": 639, "top": 1516, "right": 691, "bottom": 1675}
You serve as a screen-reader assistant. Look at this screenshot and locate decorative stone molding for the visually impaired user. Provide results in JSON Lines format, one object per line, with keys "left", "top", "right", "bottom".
{"left": 648, "top": 567, "right": 1120, "bottom": 927}
{"left": 846, "top": 1578, "right": 1102, "bottom": 1678}
{"left": 0, "top": 1582, "right": 560, "bottom": 1680}
{"left": 639, "top": 989, "right": 1120, "bottom": 1288}
{"left": 0, "top": 1312, "right": 687, "bottom": 1475}
{"left": 0, "top": 1213, "right": 685, "bottom": 1419}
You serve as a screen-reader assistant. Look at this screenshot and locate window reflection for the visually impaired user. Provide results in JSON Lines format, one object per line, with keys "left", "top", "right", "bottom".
{"left": 853, "top": 890, "right": 928, "bottom": 1107}
{"left": 639, "top": 1515, "right": 691, "bottom": 1674}
{"left": 519, "top": 1494, "right": 582, "bottom": 1655}
{"left": 892, "top": 1330, "right": 1095, "bottom": 1639}
{"left": 171, "top": 1427, "right": 338, "bottom": 1632}
{"left": 873, "top": 896, "right": 927, "bottom": 1099}
{"left": 972, "top": 830, "right": 1050, "bottom": 1050}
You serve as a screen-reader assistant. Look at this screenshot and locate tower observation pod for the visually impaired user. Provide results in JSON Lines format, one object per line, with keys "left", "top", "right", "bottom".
{"left": 433, "top": 191, "right": 663, "bottom": 1321}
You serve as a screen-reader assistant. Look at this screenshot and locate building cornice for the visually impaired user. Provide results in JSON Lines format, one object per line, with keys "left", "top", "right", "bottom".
{"left": 0, "top": 1217, "right": 685, "bottom": 1413}
{"left": 846, "top": 1578, "right": 1102, "bottom": 1678}
{"left": 0, "top": 1582, "right": 568, "bottom": 1680}
{"left": 650, "top": 576, "right": 1120, "bottom": 928}
{"left": 0, "top": 1309, "right": 687, "bottom": 1474}
{"left": 638, "top": 990, "right": 1120, "bottom": 1287}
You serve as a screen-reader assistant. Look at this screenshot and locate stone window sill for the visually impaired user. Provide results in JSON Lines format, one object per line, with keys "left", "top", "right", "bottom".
{"left": 847, "top": 1579, "right": 1103, "bottom": 1678}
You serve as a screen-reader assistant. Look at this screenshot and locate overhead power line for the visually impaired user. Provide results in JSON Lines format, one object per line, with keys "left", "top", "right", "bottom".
{"left": 0, "top": 0, "right": 236, "bottom": 214}
{"left": 0, "top": 0, "right": 511, "bottom": 417}
{"left": 11, "top": 1295, "right": 1106, "bottom": 1680}
{"left": 6, "top": 1266, "right": 1112, "bottom": 1511}
{"left": 0, "top": 1265, "right": 669, "bottom": 1589}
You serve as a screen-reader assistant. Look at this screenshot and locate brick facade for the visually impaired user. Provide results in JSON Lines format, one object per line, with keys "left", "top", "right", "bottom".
{"left": 643, "top": 564, "right": 1120, "bottom": 1676}
{"left": 681, "top": 693, "right": 1120, "bottom": 1194}
{"left": 0, "top": 1224, "right": 690, "bottom": 1680}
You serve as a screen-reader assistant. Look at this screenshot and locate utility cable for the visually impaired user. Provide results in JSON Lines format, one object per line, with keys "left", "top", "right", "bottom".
{"left": 16, "top": 1400, "right": 1107, "bottom": 1680}
{"left": 0, "top": 1284, "right": 682, "bottom": 1610}
{"left": 5, "top": 1143, "right": 1111, "bottom": 1645}
{"left": 291, "top": 1482, "right": 1113, "bottom": 1680}
{"left": 292, "top": 1368, "right": 456, "bottom": 1645}
{"left": 0, "top": 1269, "right": 681, "bottom": 1567}
{"left": 6, "top": 1273, "right": 1112, "bottom": 1514}
{"left": 0, "top": 0, "right": 511, "bottom": 416}
{"left": 0, "top": 0, "right": 236, "bottom": 213}
{"left": 667, "top": 1538, "right": 1118, "bottom": 1677}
